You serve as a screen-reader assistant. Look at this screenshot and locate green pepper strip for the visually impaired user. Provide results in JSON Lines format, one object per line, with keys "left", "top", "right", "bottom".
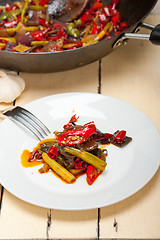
{"left": 21, "top": 0, "right": 29, "bottom": 23}
{"left": 0, "top": 13, "right": 8, "bottom": 21}
{"left": 64, "top": 146, "right": 107, "bottom": 171}
{"left": 67, "top": 23, "right": 80, "bottom": 38}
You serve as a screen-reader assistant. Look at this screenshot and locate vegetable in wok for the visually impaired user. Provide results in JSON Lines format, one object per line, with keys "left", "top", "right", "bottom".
{"left": 0, "top": 0, "right": 128, "bottom": 52}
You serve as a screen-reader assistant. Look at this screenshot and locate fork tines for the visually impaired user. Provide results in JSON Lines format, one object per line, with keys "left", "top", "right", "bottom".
{"left": 4, "top": 106, "right": 51, "bottom": 141}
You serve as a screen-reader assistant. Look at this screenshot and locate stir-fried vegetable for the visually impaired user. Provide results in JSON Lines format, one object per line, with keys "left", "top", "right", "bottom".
{"left": 0, "top": 0, "right": 128, "bottom": 52}
{"left": 64, "top": 146, "right": 106, "bottom": 171}
{"left": 21, "top": 114, "right": 132, "bottom": 185}
{"left": 42, "top": 153, "right": 76, "bottom": 183}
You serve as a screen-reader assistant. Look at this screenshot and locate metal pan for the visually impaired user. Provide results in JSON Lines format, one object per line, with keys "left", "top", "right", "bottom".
{"left": 0, "top": 0, "right": 159, "bottom": 72}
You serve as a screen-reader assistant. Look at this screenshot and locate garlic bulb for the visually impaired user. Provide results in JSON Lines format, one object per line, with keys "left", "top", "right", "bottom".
{"left": 0, "top": 69, "right": 25, "bottom": 103}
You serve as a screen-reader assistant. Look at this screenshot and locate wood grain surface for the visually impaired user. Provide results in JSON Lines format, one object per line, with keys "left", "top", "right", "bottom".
{"left": 0, "top": 15, "right": 159, "bottom": 240}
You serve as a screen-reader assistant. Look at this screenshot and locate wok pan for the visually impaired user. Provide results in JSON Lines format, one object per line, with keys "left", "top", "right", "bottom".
{"left": 0, "top": 0, "right": 159, "bottom": 73}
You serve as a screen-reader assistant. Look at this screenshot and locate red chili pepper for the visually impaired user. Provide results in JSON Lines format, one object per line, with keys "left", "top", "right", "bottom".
{"left": 0, "top": 39, "right": 8, "bottom": 44}
{"left": 98, "top": 12, "right": 107, "bottom": 24}
{"left": 28, "top": 149, "right": 39, "bottom": 161}
{"left": 74, "top": 158, "right": 87, "bottom": 170}
{"left": 111, "top": 12, "right": 121, "bottom": 25}
{"left": 91, "top": 2, "right": 103, "bottom": 11}
{"left": 80, "top": 10, "right": 95, "bottom": 23}
{"left": 5, "top": 3, "right": 11, "bottom": 11}
{"left": 31, "top": 29, "right": 49, "bottom": 41}
{"left": 91, "top": 21, "right": 98, "bottom": 34}
{"left": 39, "top": 0, "right": 50, "bottom": 6}
{"left": 39, "top": 19, "right": 49, "bottom": 28}
{"left": 63, "top": 114, "right": 79, "bottom": 129}
{"left": 53, "top": 22, "right": 66, "bottom": 30}
{"left": 84, "top": 121, "right": 96, "bottom": 129}
{"left": 119, "top": 21, "right": 128, "bottom": 30}
{"left": 47, "top": 146, "right": 59, "bottom": 160}
{"left": 58, "top": 125, "right": 96, "bottom": 146}
{"left": 86, "top": 165, "right": 100, "bottom": 185}
{"left": 112, "top": 130, "right": 126, "bottom": 143}
{"left": 110, "top": 0, "right": 119, "bottom": 9}
{"left": 10, "top": 5, "right": 18, "bottom": 11}
{"left": 48, "top": 28, "right": 67, "bottom": 41}
{"left": 4, "top": 16, "right": 21, "bottom": 28}
{"left": 0, "top": 44, "right": 6, "bottom": 50}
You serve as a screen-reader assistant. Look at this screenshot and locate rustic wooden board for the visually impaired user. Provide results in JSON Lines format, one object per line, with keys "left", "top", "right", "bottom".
{"left": 0, "top": 62, "right": 100, "bottom": 239}
{"left": 100, "top": 15, "right": 160, "bottom": 239}
{"left": 0, "top": 14, "right": 160, "bottom": 240}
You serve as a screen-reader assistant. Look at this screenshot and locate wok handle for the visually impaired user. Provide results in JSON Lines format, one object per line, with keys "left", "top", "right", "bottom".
{"left": 124, "top": 23, "right": 160, "bottom": 45}
{"left": 113, "top": 22, "right": 160, "bottom": 49}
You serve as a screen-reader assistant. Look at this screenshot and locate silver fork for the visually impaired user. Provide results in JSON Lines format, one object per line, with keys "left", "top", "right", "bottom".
{"left": 0, "top": 106, "right": 51, "bottom": 141}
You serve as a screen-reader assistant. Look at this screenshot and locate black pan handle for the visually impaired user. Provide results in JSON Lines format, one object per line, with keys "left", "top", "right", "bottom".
{"left": 149, "top": 24, "right": 160, "bottom": 45}
{"left": 113, "top": 22, "right": 160, "bottom": 49}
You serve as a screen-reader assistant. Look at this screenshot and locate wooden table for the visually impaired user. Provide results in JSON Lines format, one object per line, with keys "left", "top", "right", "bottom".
{"left": 0, "top": 15, "right": 160, "bottom": 240}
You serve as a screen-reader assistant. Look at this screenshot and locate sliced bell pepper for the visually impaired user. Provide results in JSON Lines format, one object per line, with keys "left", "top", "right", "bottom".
{"left": 58, "top": 125, "right": 96, "bottom": 146}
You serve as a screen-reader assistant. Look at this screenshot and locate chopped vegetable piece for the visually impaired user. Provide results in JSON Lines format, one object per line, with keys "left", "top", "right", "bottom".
{"left": 0, "top": 37, "right": 16, "bottom": 43}
{"left": 21, "top": 0, "right": 29, "bottom": 23}
{"left": 64, "top": 146, "right": 107, "bottom": 171}
{"left": 86, "top": 165, "right": 100, "bottom": 185}
{"left": 31, "top": 40, "right": 49, "bottom": 45}
{"left": 58, "top": 125, "right": 96, "bottom": 146}
{"left": 13, "top": 44, "right": 31, "bottom": 52}
{"left": 42, "top": 153, "right": 76, "bottom": 183}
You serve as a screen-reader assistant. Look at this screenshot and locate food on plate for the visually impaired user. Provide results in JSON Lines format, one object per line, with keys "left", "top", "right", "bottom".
{"left": 21, "top": 114, "right": 132, "bottom": 185}
{"left": 0, "top": 0, "right": 128, "bottom": 52}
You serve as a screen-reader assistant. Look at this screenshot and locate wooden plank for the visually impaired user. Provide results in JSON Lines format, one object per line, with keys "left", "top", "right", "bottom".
{"left": 0, "top": 103, "right": 14, "bottom": 207}
{"left": 100, "top": 15, "right": 160, "bottom": 239}
{"left": 0, "top": 62, "right": 100, "bottom": 239}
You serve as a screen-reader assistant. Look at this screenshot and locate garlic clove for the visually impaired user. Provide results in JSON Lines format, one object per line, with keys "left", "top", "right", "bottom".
{"left": 0, "top": 70, "right": 25, "bottom": 103}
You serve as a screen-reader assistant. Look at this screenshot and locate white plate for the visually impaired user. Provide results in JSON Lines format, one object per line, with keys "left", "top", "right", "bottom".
{"left": 0, "top": 92, "right": 160, "bottom": 210}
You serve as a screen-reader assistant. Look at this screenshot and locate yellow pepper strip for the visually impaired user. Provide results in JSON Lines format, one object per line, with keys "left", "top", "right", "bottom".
{"left": 63, "top": 43, "right": 78, "bottom": 49}
{"left": 13, "top": 44, "right": 31, "bottom": 52}
{"left": 81, "top": 34, "right": 97, "bottom": 43}
{"left": 42, "top": 153, "right": 76, "bottom": 183}
{"left": 31, "top": 41, "right": 49, "bottom": 46}
{"left": 21, "top": 0, "right": 29, "bottom": 23}
{"left": 30, "top": 5, "right": 46, "bottom": 11}
{"left": 0, "top": 43, "right": 6, "bottom": 48}
{"left": 83, "top": 25, "right": 91, "bottom": 39}
{"left": 0, "top": 37, "right": 16, "bottom": 43}
{"left": 0, "top": 6, "right": 5, "bottom": 10}
{"left": 94, "top": 21, "right": 113, "bottom": 41}
{"left": 5, "top": 26, "right": 39, "bottom": 34}
{"left": 24, "top": 26, "right": 40, "bottom": 31}
{"left": 34, "top": 0, "right": 40, "bottom": 6}
{"left": 64, "top": 147, "right": 107, "bottom": 171}
{"left": 82, "top": 39, "right": 98, "bottom": 47}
